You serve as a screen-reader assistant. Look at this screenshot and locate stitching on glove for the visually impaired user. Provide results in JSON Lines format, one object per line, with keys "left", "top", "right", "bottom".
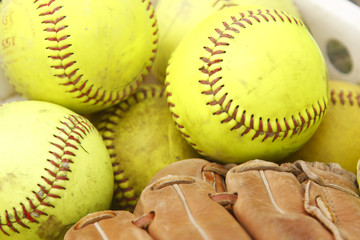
{"left": 315, "top": 196, "right": 335, "bottom": 223}
{"left": 296, "top": 161, "right": 359, "bottom": 197}
{"left": 94, "top": 222, "right": 109, "bottom": 240}
{"left": 172, "top": 184, "right": 210, "bottom": 240}
{"left": 202, "top": 163, "right": 228, "bottom": 176}
{"left": 151, "top": 176, "right": 195, "bottom": 190}
{"left": 74, "top": 211, "right": 117, "bottom": 230}
{"left": 304, "top": 181, "right": 345, "bottom": 240}
{"left": 230, "top": 159, "right": 281, "bottom": 173}
{"left": 259, "top": 170, "right": 286, "bottom": 214}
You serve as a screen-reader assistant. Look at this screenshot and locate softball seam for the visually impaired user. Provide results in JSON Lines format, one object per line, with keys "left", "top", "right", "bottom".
{"left": 35, "top": 0, "right": 158, "bottom": 107}
{"left": 97, "top": 85, "right": 165, "bottom": 210}
{"left": 331, "top": 88, "right": 360, "bottom": 107}
{"left": 0, "top": 114, "right": 93, "bottom": 236}
{"left": 166, "top": 9, "right": 327, "bottom": 154}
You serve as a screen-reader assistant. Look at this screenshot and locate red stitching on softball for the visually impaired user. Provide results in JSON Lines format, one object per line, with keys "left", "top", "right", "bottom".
{"left": 331, "top": 89, "right": 360, "bottom": 107}
{"left": 37, "top": 0, "right": 55, "bottom": 8}
{"left": 44, "top": 25, "right": 67, "bottom": 33}
{"left": 36, "top": 0, "right": 157, "bottom": 107}
{"left": 97, "top": 85, "right": 166, "bottom": 210}
{"left": 43, "top": 16, "right": 66, "bottom": 25}
{"left": 39, "top": 6, "right": 62, "bottom": 16}
{"left": 347, "top": 92, "right": 354, "bottom": 105}
{"left": 166, "top": 9, "right": 320, "bottom": 148}
{"left": 274, "top": 10, "right": 284, "bottom": 22}
{"left": 0, "top": 115, "right": 93, "bottom": 235}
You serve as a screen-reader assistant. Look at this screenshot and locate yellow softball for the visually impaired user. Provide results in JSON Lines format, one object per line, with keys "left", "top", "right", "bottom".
{"left": 286, "top": 80, "right": 360, "bottom": 173}
{"left": 0, "top": 0, "right": 158, "bottom": 114}
{"left": 152, "top": 0, "right": 302, "bottom": 82}
{"left": 96, "top": 84, "right": 200, "bottom": 210}
{"left": 0, "top": 101, "right": 114, "bottom": 240}
{"left": 165, "top": 6, "right": 329, "bottom": 163}
{"left": 358, "top": 160, "right": 360, "bottom": 191}
{"left": 0, "top": 57, "right": 15, "bottom": 101}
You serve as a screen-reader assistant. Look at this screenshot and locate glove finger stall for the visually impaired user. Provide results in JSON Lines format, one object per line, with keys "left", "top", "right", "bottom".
{"left": 136, "top": 175, "right": 251, "bottom": 240}
{"left": 226, "top": 159, "right": 333, "bottom": 240}
{"left": 291, "top": 160, "right": 360, "bottom": 239}
{"left": 64, "top": 210, "right": 153, "bottom": 240}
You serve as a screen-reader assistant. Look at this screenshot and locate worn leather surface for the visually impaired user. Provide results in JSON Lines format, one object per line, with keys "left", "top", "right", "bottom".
{"left": 136, "top": 175, "right": 251, "bottom": 240}
{"left": 145, "top": 158, "right": 229, "bottom": 194}
{"left": 64, "top": 158, "right": 360, "bottom": 240}
{"left": 64, "top": 211, "right": 152, "bottom": 240}
{"left": 283, "top": 160, "right": 360, "bottom": 239}
{"left": 226, "top": 159, "right": 333, "bottom": 240}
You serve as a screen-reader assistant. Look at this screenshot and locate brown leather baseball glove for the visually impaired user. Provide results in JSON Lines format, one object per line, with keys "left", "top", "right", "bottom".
{"left": 64, "top": 158, "right": 360, "bottom": 240}
{"left": 281, "top": 160, "right": 360, "bottom": 239}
